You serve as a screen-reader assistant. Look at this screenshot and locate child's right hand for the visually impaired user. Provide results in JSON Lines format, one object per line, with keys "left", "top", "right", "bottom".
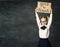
{"left": 35, "top": 7, "right": 40, "bottom": 13}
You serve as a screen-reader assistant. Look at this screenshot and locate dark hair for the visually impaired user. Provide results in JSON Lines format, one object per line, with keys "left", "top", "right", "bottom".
{"left": 40, "top": 16, "right": 48, "bottom": 24}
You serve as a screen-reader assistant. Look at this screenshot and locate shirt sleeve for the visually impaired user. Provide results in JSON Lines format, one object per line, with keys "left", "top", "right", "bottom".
{"left": 35, "top": 12, "right": 41, "bottom": 29}
{"left": 47, "top": 13, "right": 53, "bottom": 29}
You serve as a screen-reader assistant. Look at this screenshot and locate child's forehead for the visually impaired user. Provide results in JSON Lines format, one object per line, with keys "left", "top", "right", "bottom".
{"left": 41, "top": 17, "right": 46, "bottom": 19}
{"left": 41, "top": 18, "right": 46, "bottom": 21}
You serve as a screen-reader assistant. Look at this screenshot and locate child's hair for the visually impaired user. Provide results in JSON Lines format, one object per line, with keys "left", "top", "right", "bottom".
{"left": 39, "top": 16, "right": 48, "bottom": 25}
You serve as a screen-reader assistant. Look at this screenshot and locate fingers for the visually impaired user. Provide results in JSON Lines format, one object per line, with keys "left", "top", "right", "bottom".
{"left": 50, "top": 9, "right": 52, "bottom": 14}
{"left": 35, "top": 7, "right": 40, "bottom": 13}
{"left": 35, "top": 8, "right": 36, "bottom": 13}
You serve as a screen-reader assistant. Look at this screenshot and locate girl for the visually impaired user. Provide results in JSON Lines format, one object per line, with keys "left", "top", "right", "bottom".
{"left": 35, "top": 9, "right": 53, "bottom": 47}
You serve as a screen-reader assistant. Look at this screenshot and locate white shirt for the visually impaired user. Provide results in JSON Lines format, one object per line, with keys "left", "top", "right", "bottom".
{"left": 35, "top": 12, "right": 52, "bottom": 39}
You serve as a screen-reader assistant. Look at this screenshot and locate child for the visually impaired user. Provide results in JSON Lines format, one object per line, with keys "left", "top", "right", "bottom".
{"left": 35, "top": 9, "right": 53, "bottom": 47}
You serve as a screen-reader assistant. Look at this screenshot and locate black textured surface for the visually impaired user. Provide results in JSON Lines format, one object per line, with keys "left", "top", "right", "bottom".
{"left": 0, "top": 0, "right": 60, "bottom": 47}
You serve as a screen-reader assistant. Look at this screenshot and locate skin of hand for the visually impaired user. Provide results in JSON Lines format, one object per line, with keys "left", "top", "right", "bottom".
{"left": 47, "top": 9, "right": 52, "bottom": 20}
{"left": 35, "top": 7, "right": 40, "bottom": 13}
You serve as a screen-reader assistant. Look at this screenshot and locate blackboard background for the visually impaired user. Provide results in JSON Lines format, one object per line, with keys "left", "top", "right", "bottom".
{"left": 0, "top": 0, "right": 60, "bottom": 47}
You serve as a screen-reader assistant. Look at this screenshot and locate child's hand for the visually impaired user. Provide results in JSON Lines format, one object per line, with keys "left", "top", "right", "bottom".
{"left": 35, "top": 8, "right": 37, "bottom": 13}
{"left": 50, "top": 9, "right": 52, "bottom": 14}
{"left": 35, "top": 7, "right": 40, "bottom": 13}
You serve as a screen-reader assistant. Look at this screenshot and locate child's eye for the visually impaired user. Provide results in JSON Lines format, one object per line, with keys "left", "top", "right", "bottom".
{"left": 41, "top": 21, "right": 46, "bottom": 22}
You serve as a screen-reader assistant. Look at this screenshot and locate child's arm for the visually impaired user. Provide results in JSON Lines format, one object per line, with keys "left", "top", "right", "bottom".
{"left": 35, "top": 12, "right": 41, "bottom": 29}
{"left": 47, "top": 10, "right": 53, "bottom": 29}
